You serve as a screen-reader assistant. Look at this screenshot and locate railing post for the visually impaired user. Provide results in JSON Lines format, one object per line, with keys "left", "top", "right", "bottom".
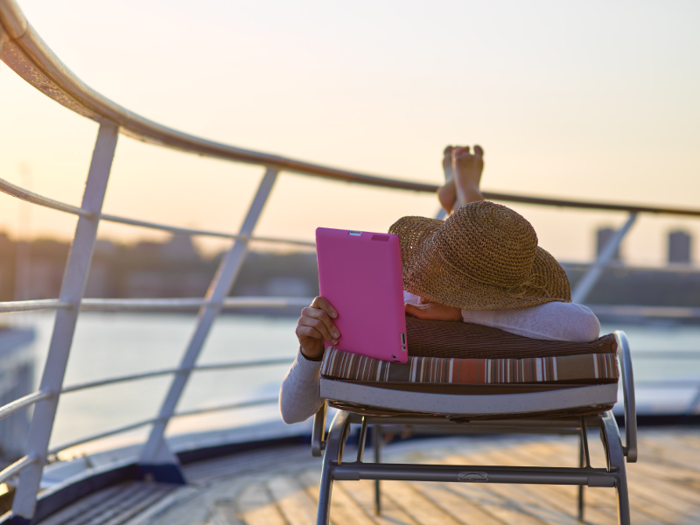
{"left": 685, "top": 385, "right": 700, "bottom": 417}
{"left": 10, "top": 122, "right": 118, "bottom": 522}
{"left": 571, "top": 212, "right": 637, "bottom": 304}
{"left": 136, "top": 167, "right": 279, "bottom": 483}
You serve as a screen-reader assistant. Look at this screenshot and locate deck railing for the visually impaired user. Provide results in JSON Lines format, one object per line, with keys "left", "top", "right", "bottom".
{"left": 2, "top": 0, "right": 700, "bottom": 520}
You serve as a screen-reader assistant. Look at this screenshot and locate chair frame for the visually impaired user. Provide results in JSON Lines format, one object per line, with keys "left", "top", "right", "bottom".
{"left": 312, "top": 331, "right": 637, "bottom": 525}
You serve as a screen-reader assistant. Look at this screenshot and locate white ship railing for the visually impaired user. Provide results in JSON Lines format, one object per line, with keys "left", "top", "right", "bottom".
{"left": 2, "top": 0, "right": 700, "bottom": 520}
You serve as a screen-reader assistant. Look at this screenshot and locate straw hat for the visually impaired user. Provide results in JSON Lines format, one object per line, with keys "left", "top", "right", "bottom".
{"left": 389, "top": 201, "right": 571, "bottom": 311}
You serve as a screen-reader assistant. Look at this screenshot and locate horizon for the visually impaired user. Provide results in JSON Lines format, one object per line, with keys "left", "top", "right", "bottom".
{"left": 0, "top": 226, "right": 696, "bottom": 269}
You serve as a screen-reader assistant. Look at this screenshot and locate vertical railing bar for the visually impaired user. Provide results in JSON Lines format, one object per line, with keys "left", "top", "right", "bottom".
{"left": 11, "top": 122, "right": 119, "bottom": 520}
{"left": 571, "top": 212, "right": 637, "bottom": 304}
{"left": 684, "top": 385, "right": 700, "bottom": 417}
{"left": 136, "top": 167, "right": 280, "bottom": 479}
{"left": 0, "top": 23, "right": 5, "bottom": 60}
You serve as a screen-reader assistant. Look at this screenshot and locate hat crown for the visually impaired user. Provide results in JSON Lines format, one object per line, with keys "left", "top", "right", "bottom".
{"left": 434, "top": 202, "right": 537, "bottom": 288}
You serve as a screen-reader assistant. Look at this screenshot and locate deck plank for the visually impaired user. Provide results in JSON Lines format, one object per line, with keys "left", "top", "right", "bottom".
{"left": 510, "top": 444, "right": 676, "bottom": 525}
{"left": 512, "top": 442, "right": 685, "bottom": 525}
{"left": 409, "top": 482, "right": 507, "bottom": 525}
{"left": 206, "top": 502, "right": 246, "bottom": 525}
{"left": 470, "top": 443, "right": 641, "bottom": 524}
{"left": 267, "top": 474, "right": 321, "bottom": 525}
{"left": 547, "top": 440, "right": 700, "bottom": 509}
{"left": 233, "top": 482, "right": 288, "bottom": 525}
{"left": 475, "top": 449, "right": 614, "bottom": 525}
{"left": 424, "top": 448, "right": 553, "bottom": 525}
{"left": 331, "top": 474, "right": 423, "bottom": 525}
{"left": 371, "top": 479, "right": 467, "bottom": 525}
{"left": 540, "top": 440, "right": 700, "bottom": 523}
{"left": 297, "top": 468, "right": 380, "bottom": 525}
{"left": 48, "top": 428, "right": 700, "bottom": 525}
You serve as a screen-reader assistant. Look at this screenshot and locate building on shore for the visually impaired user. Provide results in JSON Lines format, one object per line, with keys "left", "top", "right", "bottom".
{"left": 668, "top": 230, "right": 692, "bottom": 264}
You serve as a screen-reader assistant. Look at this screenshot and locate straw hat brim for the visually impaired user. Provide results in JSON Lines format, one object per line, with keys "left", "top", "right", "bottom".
{"left": 391, "top": 215, "right": 571, "bottom": 311}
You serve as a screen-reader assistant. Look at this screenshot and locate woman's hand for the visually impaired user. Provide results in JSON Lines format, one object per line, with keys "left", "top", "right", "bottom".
{"left": 296, "top": 296, "right": 340, "bottom": 360}
{"left": 405, "top": 299, "right": 462, "bottom": 322}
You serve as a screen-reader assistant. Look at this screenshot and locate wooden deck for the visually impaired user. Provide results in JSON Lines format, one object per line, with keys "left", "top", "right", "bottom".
{"left": 39, "top": 427, "right": 700, "bottom": 525}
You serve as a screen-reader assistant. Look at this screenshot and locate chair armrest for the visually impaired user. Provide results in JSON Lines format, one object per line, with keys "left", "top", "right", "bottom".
{"left": 615, "top": 330, "right": 637, "bottom": 462}
{"left": 311, "top": 401, "right": 327, "bottom": 457}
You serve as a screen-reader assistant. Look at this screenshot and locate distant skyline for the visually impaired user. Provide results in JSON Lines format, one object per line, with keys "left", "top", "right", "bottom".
{"left": 1, "top": 0, "right": 699, "bottom": 265}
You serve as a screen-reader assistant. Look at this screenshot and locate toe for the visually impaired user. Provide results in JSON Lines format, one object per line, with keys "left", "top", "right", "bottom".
{"left": 474, "top": 145, "right": 484, "bottom": 158}
{"left": 453, "top": 146, "right": 471, "bottom": 158}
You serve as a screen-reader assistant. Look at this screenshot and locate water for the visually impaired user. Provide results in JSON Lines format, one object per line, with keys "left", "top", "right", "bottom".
{"left": 18, "top": 311, "right": 299, "bottom": 451}
{"left": 8, "top": 313, "right": 700, "bottom": 453}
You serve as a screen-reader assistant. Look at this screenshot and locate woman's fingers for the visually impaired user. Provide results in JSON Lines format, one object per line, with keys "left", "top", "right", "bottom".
{"left": 295, "top": 325, "right": 325, "bottom": 359}
{"left": 405, "top": 302, "right": 462, "bottom": 322}
{"left": 295, "top": 324, "right": 324, "bottom": 342}
{"left": 405, "top": 303, "right": 429, "bottom": 320}
{"left": 311, "top": 296, "right": 338, "bottom": 318}
{"left": 300, "top": 307, "right": 339, "bottom": 344}
{"left": 295, "top": 296, "right": 340, "bottom": 359}
{"left": 307, "top": 296, "right": 340, "bottom": 341}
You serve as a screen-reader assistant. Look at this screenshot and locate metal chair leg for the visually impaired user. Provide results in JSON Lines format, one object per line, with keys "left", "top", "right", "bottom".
{"left": 317, "top": 411, "right": 351, "bottom": 525}
{"left": 578, "top": 433, "right": 585, "bottom": 521}
{"left": 373, "top": 424, "right": 382, "bottom": 516}
{"left": 600, "top": 412, "right": 631, "bottom": 525}
{"left": 577, "top": 416, "right": 591, "bottom": 521}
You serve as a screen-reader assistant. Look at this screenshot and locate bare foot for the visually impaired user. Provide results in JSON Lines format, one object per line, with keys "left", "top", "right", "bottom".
{"left": 453, "top": 144, "right": 484, "bottom": 208}
{"left": 437, "top": 145, "right": 457, "bottom": 213}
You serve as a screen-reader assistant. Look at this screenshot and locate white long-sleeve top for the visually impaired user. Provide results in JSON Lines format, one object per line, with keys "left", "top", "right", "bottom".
{"left": 279, "top": 295, "right": 600, "bottom": 424}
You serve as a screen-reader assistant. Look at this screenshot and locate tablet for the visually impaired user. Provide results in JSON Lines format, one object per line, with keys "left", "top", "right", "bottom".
{"left": 316, "top": 227, "right": 408, "bottom": 363}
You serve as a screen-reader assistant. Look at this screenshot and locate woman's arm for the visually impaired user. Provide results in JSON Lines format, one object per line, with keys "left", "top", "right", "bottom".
{"left": 279, "top": 296, "right": 339, "bottom": 424}
{"left": 404, "top": 291, "right": 600, "bottom": 342}
{"left": 461, "top": 302, "right": 600, "bottom": 342}
{"left": 279, "top": 349, "right": 324, "bottom": 424}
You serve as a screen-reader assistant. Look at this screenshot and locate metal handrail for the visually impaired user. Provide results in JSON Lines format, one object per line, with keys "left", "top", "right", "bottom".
{"left": 79, "top": 298, "right": 208, "bottom": 311}
{"left": 0, "top": 296, "right": 314, "bottom": 314}
{"left": 0, "top": 176, "right": 91, "bottom": 217}
{"left": 222, "top": 296, "right": 312, "bottom": 308}
{"left": 0, "top": 454, "right": 37, "bottom": 485}
{"left": 47, "top": 417, "right": 158, "bottom": 456}
{"left": 0, "top": 390, "right": 52, "bottom": 422}
{"left": 80, "top": 296, "right": 313, "bottom": 311}
{"left": 100, "top": 213, "right": 316, "bottom": 247}
{"left": 0, "top": 177, "right": 315, "bottom": 246}
{"left": 61, "top": 358, "right": 294, "bottom": 393}
{"left": 47, "top": 397, "right": 279, "bottom": 456}
{"left": 634, "top": 380, "right": 700, "bottom": 388}
{"left": 0, "top": 299, "right": 71, "bottom": 313}
{"left": 174, "top": 397, "right": 278, "bottom": 418}
{"left": 631, "top": 351, "right": 700, "bottom": 359}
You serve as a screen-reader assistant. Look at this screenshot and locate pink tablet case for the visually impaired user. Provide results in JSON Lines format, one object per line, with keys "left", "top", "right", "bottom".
{"left": 316, "top": 227, "right": 408, "bottom": 363}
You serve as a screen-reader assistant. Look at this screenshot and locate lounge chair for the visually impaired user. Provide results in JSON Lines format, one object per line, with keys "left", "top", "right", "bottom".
{"left": 311, "top": 319, "right": 637, "bottom": 525}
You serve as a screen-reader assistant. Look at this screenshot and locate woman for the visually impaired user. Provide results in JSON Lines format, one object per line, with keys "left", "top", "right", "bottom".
{"left": 280, "top": 145, "right": 599, "bottom": 424}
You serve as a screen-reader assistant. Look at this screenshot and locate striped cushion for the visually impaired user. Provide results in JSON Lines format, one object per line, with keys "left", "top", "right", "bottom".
{"left": 321, "top": 348, "right": 618, "bottom": 385}
{"left": 405, "top": 317, "right": 618, "bottom": 358}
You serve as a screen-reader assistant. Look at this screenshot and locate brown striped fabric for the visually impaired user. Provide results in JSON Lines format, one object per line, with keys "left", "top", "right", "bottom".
{"left": 321, "top": 347, "right": 618, "bottom": 385}
{"left": 406, "top": 317, "right": 617, "bottom": 359}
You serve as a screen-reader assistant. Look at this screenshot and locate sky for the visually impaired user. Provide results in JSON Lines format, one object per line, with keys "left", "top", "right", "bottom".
{"left": 0, "top": 0, "right": 699, "bottom": 264}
